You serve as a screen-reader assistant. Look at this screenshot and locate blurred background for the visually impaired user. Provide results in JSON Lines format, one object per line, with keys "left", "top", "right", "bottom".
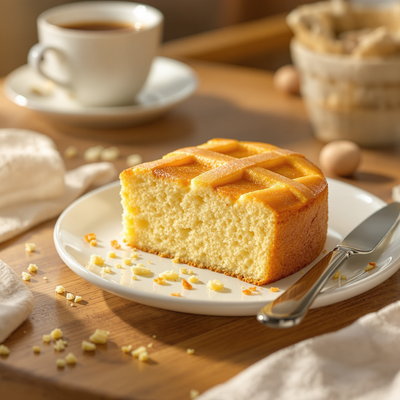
{"left": 0, "top": 0, "right": 321, "bottom": 77}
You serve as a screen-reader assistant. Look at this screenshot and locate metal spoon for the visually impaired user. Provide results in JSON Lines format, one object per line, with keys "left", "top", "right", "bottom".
{"left": 257, "top": 202, "right": 400, "bottom": 329}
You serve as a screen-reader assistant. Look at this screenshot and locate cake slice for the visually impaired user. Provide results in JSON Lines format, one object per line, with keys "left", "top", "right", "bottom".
{"left": 120, "top": 139, "right": 328, "bottom": 285}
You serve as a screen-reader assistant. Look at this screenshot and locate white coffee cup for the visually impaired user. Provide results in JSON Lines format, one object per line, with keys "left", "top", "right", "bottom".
{"left": 28, "top": 1, "right": 163, "bottom": 107}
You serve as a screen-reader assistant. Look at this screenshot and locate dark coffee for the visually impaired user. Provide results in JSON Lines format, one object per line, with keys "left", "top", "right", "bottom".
{"left": 60, "top": 21, "right": 144, "bottom": 31}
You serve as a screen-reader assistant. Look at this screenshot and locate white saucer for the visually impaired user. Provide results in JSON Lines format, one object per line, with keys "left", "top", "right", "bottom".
{"left": 4, "top": 57, "right": 198, "bottom": 128}
{"left": 53, "top": 179, "right": 400, "bottom": 316}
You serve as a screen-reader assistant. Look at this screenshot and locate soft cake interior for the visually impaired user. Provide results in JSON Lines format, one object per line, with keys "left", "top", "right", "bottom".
{"left": 121, "top": 172, "right": 276, "bottom": 284}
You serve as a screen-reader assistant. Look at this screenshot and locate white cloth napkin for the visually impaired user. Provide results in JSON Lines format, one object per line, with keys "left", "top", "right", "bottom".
{"left": 0, "top": 259, "right": 34, "bottom": 343}
{"left": 199, "top": 300, "right": 400, "bottom": 400}
{"left": 0, "top": 128, "right": 117, "bottom": 340}
{"left": 0, "top": 129, "right": 117, "bottom": 243}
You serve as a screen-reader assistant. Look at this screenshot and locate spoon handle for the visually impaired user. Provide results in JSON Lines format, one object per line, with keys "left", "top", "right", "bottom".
{"left": 257, "top": 248, "right": 349, "bottom": 329}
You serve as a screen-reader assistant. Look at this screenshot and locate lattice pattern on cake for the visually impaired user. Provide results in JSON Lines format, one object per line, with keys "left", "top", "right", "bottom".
{"left": 133, "top": 139, "right": 327, "bottom": 209}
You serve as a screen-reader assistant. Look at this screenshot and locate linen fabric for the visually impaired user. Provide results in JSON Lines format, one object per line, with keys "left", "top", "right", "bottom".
{"left": 199, "top": 300, "right": 400, "bottom": 400}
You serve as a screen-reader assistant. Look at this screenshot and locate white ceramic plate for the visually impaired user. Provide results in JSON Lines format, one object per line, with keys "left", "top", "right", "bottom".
{"left": 54, "top": 179, "right": 400, "bottom": 316}
{"left": 4, "top": 57, "right": 198, "bottom": 128}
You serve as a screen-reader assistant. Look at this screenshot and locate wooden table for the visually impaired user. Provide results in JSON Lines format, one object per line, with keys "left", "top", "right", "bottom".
{"left": 1, "top": 59, "right": 400, "bottom": 400}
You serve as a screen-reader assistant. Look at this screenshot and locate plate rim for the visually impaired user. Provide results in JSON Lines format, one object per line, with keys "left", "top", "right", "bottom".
{"left": 54, "top": 179, "right": 399, "bottom": 316}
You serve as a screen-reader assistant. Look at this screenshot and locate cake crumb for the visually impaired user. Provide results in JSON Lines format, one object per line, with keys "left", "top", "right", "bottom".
{"left": 89, "top": 329, "right": 109, "bottom": 344}
{"left": 189, "top": 270, "right": 194, "bottom": 274}
{"left": 190, "top": 389, "right": 200, "bottom": 399}
{"left": 340, "top": 274, "right": 347, "bottom": 280}
{"left": 131, "top": 346, "right": 146, "bottom": 356}
{"left": 172, "top": 257, "right": 179, "bottom": 263}
{"left": 123, "top": 258, "right": 131, "bottom": 265}
{"left": 90, "top": 254, "right": 105, "bottom": 265}
{"left": 100, "top": 146, "right": 119, "bottom": 161}
{"left": 115, "top": 263, "right": 122, "bottom": 269}
{"left": 43, "top": 334, "right": 51, "bottom": 343}
{"left": 65, "top": 352, "right": 77, "bottom": 364}
{"left": 159, "top": 270, "right": 179, "bottom": 280}
{"left": 103, "top": 266, "right": 112, "bottom": 274}
{"left": 50, "top": 328, "right": 63, "bottom": 340}
{"left": 322, "top": 249, "right": 327, "bottom": 254}
{"left": 22, "top": 272, "right": 31, "bottom": 281}
{"left": 242, "top": 289, "right": 252, "bottom": 295}
{"left": 70, "top": 303, "right": 75, "bottom": 307}
{"left": 131, "top": 274, "right": 137, "bottom": 280}
{"left": 111, "top": 240, "right": 121, "bottom": 249}
{"left": 56, "top": 358, "right": 65, "bottom": 368}
{"left": 187, "top": 348, "right": 195, "bottom": 355}
{"left": 84, "top": 146, "right": 103, "bottom": 162}
{"left": 74, "top": 296, "right": 82, "bottom": 303}
{"left": 179, "top": 268, "right": 188, "bottom": 274}
{"left": 25, "top": 243, "right": 35, "bottom": 252}
{"left": 0, "top": 344, "right": 10, "bottom": 355}
{"left": 55, "top": 285, "right": 65, "bottom": 294}
{"left": 269, "top": 287, "right": 279, "bottom": 292}
{"left": 90, "top": 239, "right": 97, "bottom": 246}
{"left": 82, "top": 341, "right": 96, "bottom": 351}
{"left": 64, "top": 146, "right": 77, "bottom": 159}
{"left": 33, "top": 346, "right": 41, "bottom": 353}
{"left": 84, "top": 233, "right": 96, "bottom": 243}
{"left": 126, "top": 154, "right": 142, "bottom": 167}
{"left": 332, "top": 270, "right": 341, "bottom": 279}
{"left": 131, "top": 346, "right": 148, "bottom": 361}
{"left": 54, "top": 339, "right": 66, "bottom": 352}
{"left": 170, "top": 292, "right": 182, "bottom": 297}
{"left": 132, "top": 264, "right": 151, "bottom": 275}
{"left": 28, "top": 263, "right": 38, "bottom": 273}
{"left": 188, "top": 275, "right": 199, "bottom": 284}
{"left": 147, "top": 260, "right": 151, "bottom": 264}
{"left": 365, "top": 262, "right": 377, "bottom": 272}
{"left": 207, "top": 280, "right": 224, "bottom": 291}
{"left": 66, "top": 293, "right": 74, "bottom": 301}
{"left": 43, "top": 276, "right": 48, "bottom": 280}
{"left": 154, "top": 277, "right": 165, "bottom": 285}
{"left": 147, "top": 343, "right": 153, "bottom": 348}
{"left": 182, "top": 279, "right": 192, "bottom": 290}
{"left": 107, "top": 251, "right": 116, "bottom": 258}
{"left": 121, "top": 345, "right": 132, "bottom": 353}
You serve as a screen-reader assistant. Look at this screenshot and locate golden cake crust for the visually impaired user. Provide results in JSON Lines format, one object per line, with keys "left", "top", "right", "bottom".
{"left": 121, "top": 139, "right": 328, "bottom": 285}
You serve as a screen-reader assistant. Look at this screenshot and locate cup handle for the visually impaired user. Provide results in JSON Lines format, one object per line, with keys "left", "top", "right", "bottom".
{"left": 28, "top": 43, "right": 71, "bottom": 87}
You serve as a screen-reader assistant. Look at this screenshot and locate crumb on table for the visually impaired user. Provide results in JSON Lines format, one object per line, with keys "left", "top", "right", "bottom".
{"left": 28, "top": 264, "right": 38, "bottom": 273}
{"left": 22, "top": 272, "right": 31, "bottom": 281}
{"left": 89, "top": 329, "right": 109, "bottom": 344}
{"left": 55, "top": 285, "right": 65, "bottom": 294}
{"left": 25, "top": 243, "right": 35, "bottom": 253}
{"left": 82, "top": 341, "right": 96, "bottom": 351}
{"left": 0, "top": 344, "right": 10, "bottom": 355}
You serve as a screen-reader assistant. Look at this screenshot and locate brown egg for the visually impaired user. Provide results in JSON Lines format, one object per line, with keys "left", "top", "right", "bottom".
{"left": 273, "top": 65, "right": 301, "bottom": 95}
{"left": 319, "top": 140, "right": 361, "bottom": 177}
